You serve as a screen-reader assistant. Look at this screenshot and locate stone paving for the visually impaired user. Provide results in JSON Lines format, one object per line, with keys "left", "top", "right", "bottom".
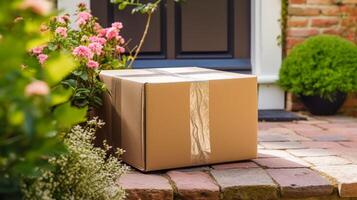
{"left": 117, "top": 114, "right": 357, "bottom": 200}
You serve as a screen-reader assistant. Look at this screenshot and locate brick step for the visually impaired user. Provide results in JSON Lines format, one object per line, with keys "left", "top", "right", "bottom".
{"left": 117, "top": 115, "right": 357, "bottom": 200}
{"left": 118, "top": 163, "right": 357, "bottom": 200}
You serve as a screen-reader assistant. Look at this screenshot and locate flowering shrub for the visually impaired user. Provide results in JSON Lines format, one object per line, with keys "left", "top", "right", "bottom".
{"left": 0, "top": 0, "right": 87, "bottom": 197}
{"left": 33, "top": 3, "right": 127, "bottom": 109}
{"left": 22, "top": 118, "right": 128, "bottom": 200}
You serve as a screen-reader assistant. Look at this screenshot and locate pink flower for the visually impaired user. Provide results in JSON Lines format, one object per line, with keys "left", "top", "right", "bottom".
{"left": 89, "top": 36, "right": 106, "bottom": 45}
{"left": 57, "top": 17, "right": 66, "bottom": 24}
{"left": 78, "top": 11, "right": 92, "bottom": 21}
{"left": 105, "top": 27, "right": 118, "bottom": 40}
{"left": 116, "top": 46, "right": 125, "bottom": 54}
{"left": 37, "top": 54, "right": 48, "bottom": 64}
{"left": 94, "top": 23, "right": 102, "bottom": 33}
{"left": 55, "top": 27, "right": 67, "bottom": 38}
{"left": 25, "top": 80, "right": 50, "bottom": 96}
{"left": 87, "top": 60, "right": 99, "bottom": 69}
{"left": 31, "top": 46, "right": 44, "bottom": 55}
{"left": 40, "top": 23, "right": 49, "bottom": 32}
{"left": 57, "top": 15, "right": 70, "bottom": 24}
{"left": 77, "top": 11, "right": 92, "bottom": 26}
{"left": 112, "top": 22, "right": 123, "bottom": 30}
{"left": 20, "top": 0, "right": 52, "bottom": 16}
{"left": 98, "top": 28, "right": 107, "bottom": 37}
{"left": 88, "top": 42, "right": 103, "bottom": 55}
{"left": 72, "top": 45, "right": 93, "bottom": 59}
{"left": 120, "top": 38, "right": 125, "bottom": 44}
{"left": 77, "top": 18, "right": 86, "bottom": 26}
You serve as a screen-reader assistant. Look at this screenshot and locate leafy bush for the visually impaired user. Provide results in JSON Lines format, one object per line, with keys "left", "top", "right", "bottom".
{"left": 278, "top": 35, "right": 357, "bottom": 99}
{"left": 32, "top": 3, "right": 127, "bottom": 109}
{"left": 22, "top": 118, "right": 128, "bottom": 200}
{"left": 0, "top": 0, "right": 87, "bottom": 197}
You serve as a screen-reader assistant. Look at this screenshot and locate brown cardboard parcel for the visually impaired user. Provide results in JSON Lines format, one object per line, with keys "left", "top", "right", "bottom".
{"left": 99, "top": 67, "right": 257, "bottom": 172}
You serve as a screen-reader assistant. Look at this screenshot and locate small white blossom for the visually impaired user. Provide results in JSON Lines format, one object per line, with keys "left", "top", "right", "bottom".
{"left": 22, "top": 118, "right": 128, "bottom": 200}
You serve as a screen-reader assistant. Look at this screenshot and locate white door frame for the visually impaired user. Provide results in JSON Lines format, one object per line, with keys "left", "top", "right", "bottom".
{"left": 252, "top": 0, "right": 285, "bottom": 110}
{"left": 58, "top": 0, "right": 285, "bottom": 110}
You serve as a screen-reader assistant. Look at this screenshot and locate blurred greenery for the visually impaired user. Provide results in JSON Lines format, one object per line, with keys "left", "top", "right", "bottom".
{"left": 0, "top": 0, "right": 87, "bottom": 198}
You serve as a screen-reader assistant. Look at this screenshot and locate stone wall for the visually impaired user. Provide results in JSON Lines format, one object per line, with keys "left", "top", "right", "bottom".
{"left": 286, "top": 0, "right": 357, "bottom": 116}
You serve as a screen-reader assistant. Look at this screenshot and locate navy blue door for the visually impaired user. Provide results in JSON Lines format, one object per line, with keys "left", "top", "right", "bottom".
{"left": 91, "top": 0, "right": 251, "bottom": 72}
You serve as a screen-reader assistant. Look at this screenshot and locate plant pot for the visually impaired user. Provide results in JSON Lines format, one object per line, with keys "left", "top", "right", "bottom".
{"left": 300, "top": 92, "right": 347, "bottom": 115}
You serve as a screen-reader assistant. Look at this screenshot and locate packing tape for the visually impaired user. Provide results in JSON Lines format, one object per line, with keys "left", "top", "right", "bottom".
{"left": 190, "top": 81, "right": 211, "bottom": 163}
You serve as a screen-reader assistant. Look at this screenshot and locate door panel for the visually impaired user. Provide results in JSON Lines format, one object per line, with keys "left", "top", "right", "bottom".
{"left": 179, "top": 0, "right": 228, "bottom": 53}
{"left": 113, "top": 4, "right": 165, "bottom": 57}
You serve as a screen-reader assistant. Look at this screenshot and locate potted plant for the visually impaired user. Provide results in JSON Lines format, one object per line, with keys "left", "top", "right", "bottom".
{"left": 278, "top": 35, "right": 357, "bottom": 115}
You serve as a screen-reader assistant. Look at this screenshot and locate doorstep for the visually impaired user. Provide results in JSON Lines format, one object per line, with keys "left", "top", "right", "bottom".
{"left": 117, "top": 114, "right": 357, "bottom": 200}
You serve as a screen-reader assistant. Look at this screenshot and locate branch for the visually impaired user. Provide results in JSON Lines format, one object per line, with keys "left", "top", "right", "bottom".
{"left": 127, "top": 12, "right": 152, "bottom": 68}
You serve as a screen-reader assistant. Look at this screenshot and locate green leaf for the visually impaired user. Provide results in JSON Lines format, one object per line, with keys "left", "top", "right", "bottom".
{"left": 51, "top": 85, "right": 73, "bottom": 106}
{"left": 118, "top": 2, "right": 128, "bottom": 10}
{"left": 26, "top": 34, "right": 51, "bottom": 50}
{"left": 53, "top": 102, "right": 87, "bottom": 130}
{"left": 44, "top": 53, "right": 78, "bottom": 86}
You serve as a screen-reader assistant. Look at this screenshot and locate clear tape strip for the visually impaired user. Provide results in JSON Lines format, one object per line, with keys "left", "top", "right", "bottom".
{"left": 190, "top": 81, "right": 211, "bottom": 163}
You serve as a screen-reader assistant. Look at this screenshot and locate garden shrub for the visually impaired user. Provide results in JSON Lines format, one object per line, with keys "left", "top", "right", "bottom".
{"left": 0, "top": 0, "right": 87, "bottom": 197}
{"left": 32, "top": 3, "right": 127, "bottom": 109}
{"left": 22, "top": 118, "right": 128, "bottom": 200}
{"left": 278, "top": 35, "right": 357, "bottom": 99}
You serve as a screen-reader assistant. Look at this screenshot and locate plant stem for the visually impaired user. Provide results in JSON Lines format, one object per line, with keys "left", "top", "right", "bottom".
{"left": 127, "top": 12, "right": 153, "bottom": 68}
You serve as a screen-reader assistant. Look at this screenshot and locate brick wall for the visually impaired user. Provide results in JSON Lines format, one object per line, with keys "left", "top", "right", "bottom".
{"left": 285, "top": 0, "right": 357, "bottom": 116}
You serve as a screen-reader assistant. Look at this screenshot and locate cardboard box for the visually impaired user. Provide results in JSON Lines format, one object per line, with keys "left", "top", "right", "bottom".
{"left": 99, "top": 67, "right": 257, "bottom": 171}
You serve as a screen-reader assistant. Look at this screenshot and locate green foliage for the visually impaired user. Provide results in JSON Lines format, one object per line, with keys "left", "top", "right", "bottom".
{"left": 112, "top": 0, "right": 185, "bottom": 14}
{"left": 0, "top": 0, "right": 87, "bottom": 197}
{"left": 278, "top": 0, "right": 288, "bottom": 48}
{"left": 22, "top": 118, "right": 128, "bottom": 200}
{"left": 278, "top": 35, "right": 357, "bottom": 99}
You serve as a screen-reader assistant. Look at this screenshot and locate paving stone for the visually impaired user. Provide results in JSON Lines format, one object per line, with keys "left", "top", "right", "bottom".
{"left": 253, "top": 157, "right": 310, "bottom": 168}
{"left": 302, "top": 156, "right": 351, "bottom": 166}
{"left": 326, "top": 128, "right": 357, "bottom": 135}
{"left": 316, "top": 123, "right": 357, "bottom": 129}
{"left": 329, "top": 147, "right": 357, "bottom": 164}
{"left": 287, "top": 148, "right": 335, "bottom": 157}
{"left": 294, "top": 130, "right": 325, "bottom": 139}
{"left": 267, "top": 168, "right": 333, "bottom": 198}
{"left": 282, "top": 134, "right": 312, "bottom": 142}
{"left": 301, "top": 141, "right": 344, "bottom": 149}
{"left": 281, "top": 123, "right": 322, "bottom": 132}
{"left": 259, "top": 128, "right": 311, "bottom": 142}
{"left": 167, "top": 171, "right": 219, "bottom": 200}
{"left": 258, "top": 134, "right": 290, "bottom": 142}
{"left": 177, "top": 166, "right": 211, "bottom": 172}
{"left": 309, "top": 134, "right": 350, "bottom": 142}
{"left": 259, "top": 122, "right": 283, "bottom": 130}
{"left": 258, "top": 149, "right": 295, "bottom": 158}
{"left": 339, "top": 142, "right": 357, "bottom": 148}
{"left": 314, "top": 165, "right": 357, "bottom": 197}
{"left": 117, "top": 173, "right": 173, "bottom": 200}
{"left": 297, "top": 120, "right": 329, "bottom": 125}
{"left": 211, "top": 168, "right": 278, "bottom": 200}
{"left": 260, "top": 142, "right": 305, "bottom": 150}
{"left": 212, "top": 161, "right": 259, "bottom": 170}
{"left": 315, "top": 115, "right": 357, "bottom": 123}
